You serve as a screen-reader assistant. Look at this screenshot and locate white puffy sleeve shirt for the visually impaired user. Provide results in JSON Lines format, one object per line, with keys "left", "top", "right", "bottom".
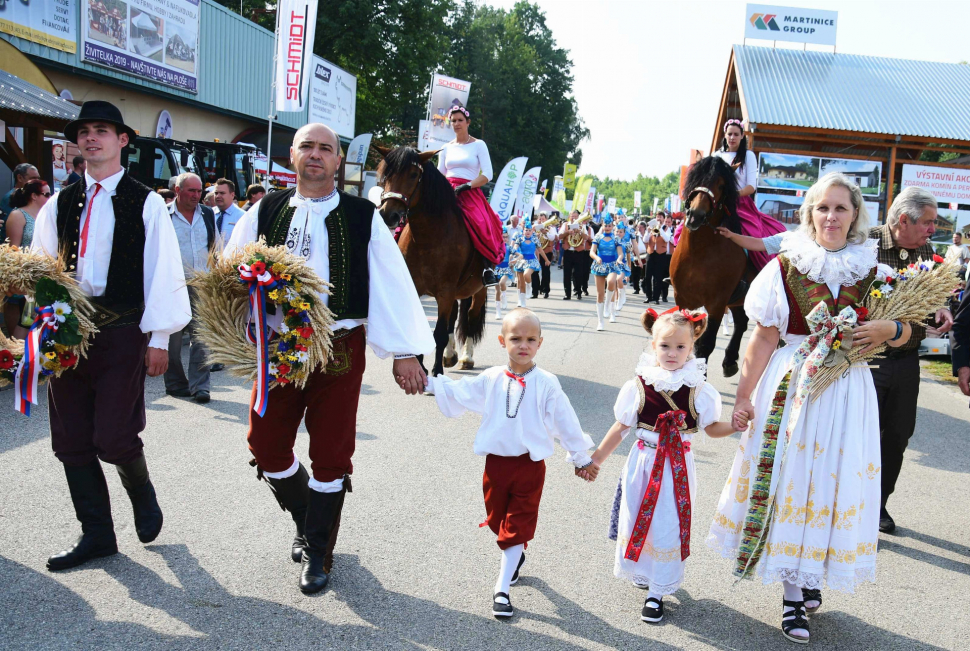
{"left": 225, "top": 193, "right": 434, "bottom": 359}
{"left": 715, "top": 150, "right": 757, "bottom": 190}
{"left": 613, "top": 378, "right": 722, "bottom": 445}
{"left": 32, "top": 170, "right": 191, "bottom": 350}
{"left": 436, "top": 140, "right": 494, "bottom": 182}
{"left": 428, "top": 366, "right": 594, "bottom": 466}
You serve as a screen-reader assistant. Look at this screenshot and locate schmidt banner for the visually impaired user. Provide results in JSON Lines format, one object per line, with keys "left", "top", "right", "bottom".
{"left": 82, "top": 0, "right": 201, "bottom": 92}
{"left": 744, "top": 4, "right": 838, "bottom": 47}
{"left": 276, "top": 0, "right": 319, "bottom": 112}
{"left": 428, "top": 73, "right": 471, "bottom": 143}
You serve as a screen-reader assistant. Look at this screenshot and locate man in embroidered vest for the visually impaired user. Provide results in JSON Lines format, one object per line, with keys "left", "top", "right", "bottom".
{"left": 225, "top": 123, "right": 434, "bottom": 595}
{"left": 30, "top": 101, "right": 191, "bottom": 571}
{"left": 869, "top": 188, "right": 953, "bottom": 533}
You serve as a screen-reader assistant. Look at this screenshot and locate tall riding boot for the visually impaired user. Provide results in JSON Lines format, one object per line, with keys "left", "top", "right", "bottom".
{"left": 501, "top": 293, "right": 508, "bottom": 310}
{"left": 300, "top": 481, "right": 349, "bottom": 594}
{"left": 47, "top": 460, "right": 118, "bottom": 571}
{"left": 596, "top": 303, "right": 606, "bottom": 331}
{"left": 264, "top": 463, "right": 311, "bottom": 562}
{"left": 607, "top": 291, "right": 617, "bottom": 322}
{"left": 116, "top": 453, "right": 164, "bottom": 543}
{"left": 482, "top": 268, "right": 499, "bottom": 287}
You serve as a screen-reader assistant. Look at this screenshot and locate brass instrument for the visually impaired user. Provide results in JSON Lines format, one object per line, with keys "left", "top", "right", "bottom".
{"left": 567, "top": 213, "right": 592, "bottom": 248}
{"left": 537, "top": 215, "right": 561, "bottom": 249}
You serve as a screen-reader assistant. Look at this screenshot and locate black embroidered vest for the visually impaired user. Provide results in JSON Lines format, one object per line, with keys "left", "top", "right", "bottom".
{"left": 636, "top": 379, "right": 699, "bottom": 434}
{"left": 256, "top": 188, "right": 371, "bottom": 320}
{"left": 56, "top": 173, "right": 150, "bottom": 307}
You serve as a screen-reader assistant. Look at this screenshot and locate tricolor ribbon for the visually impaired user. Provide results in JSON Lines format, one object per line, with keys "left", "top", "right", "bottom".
{"left": 13, "top": 305, "right": 58, "bottom": 416}
{"left": 239, "top": 262, "right": 279, "bottom": 417}
{"left": 504, "top": 370, "right": 526, "bottom": 388}
{"left": 625, "top": 409, "right": 692, "bottom": 563}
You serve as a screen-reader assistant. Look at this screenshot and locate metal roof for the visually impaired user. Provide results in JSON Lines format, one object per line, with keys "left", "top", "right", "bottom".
{"left": 734, "top": 45, "right": 970, "bottom": 142}
{"left": 0, "top": 69, "right": 78, "bottom": 122}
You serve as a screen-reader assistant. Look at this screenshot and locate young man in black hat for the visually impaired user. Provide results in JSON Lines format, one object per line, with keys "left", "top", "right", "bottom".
{"left": 30, "top": 100, "right": 191, "bottom": 570}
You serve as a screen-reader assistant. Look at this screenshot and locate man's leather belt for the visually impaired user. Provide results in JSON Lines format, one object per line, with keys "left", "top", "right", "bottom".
{"left": 89, "top": 298, "right": 144, "bottom": 329}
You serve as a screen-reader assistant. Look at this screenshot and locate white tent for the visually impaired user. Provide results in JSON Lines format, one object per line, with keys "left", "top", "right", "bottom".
{"left": 532, "top": 194, "right": 558, "bottom": 217}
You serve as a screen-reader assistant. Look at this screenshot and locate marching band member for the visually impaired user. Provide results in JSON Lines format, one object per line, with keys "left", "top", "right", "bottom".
{"left": 510, "top": 219, "right": 550, "bottom": 308}
{"left": 559, "top": 210, "right": 593, "bottom": 300}
{"left": 533, "top": 212, "right": 558, "bottom": 299}
{"left": 590, "top": 215, "right": 624, "bottom": 331}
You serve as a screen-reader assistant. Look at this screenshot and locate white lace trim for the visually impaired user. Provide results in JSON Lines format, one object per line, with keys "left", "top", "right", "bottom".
{"left": 634, "top": 353, "right": 707, "bottom": 392}
{"left": 780, "top": 230, "right": 878, "bottom": 287}
{"left": 614, "top": 568, "right": 683, "bottom": 596}
{"left": 704, "top": 534, "right": 877, "bottom": 594}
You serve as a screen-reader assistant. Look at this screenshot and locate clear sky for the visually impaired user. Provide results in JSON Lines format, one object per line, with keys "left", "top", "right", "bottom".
{"left": 486, "top": 0, "right": 970, "bottom": 181}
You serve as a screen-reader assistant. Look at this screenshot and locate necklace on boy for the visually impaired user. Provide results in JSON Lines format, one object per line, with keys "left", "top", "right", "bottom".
{"left": 505, "top": 364, "right": 536, "bottom": 419}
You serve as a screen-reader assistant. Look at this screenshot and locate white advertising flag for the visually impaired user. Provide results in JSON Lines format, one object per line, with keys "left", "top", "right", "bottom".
{"left": 515, "top": 166, "right": 542, "bottom": 220}
{"left": 275, "top": 0, "right": 319, "bottom": 112}
{"left": 345, "top": 134, "right": 372, "bottom": 166}
{"left": 607, "top": 197, "right": 617, "bottom": 214}
{"left": 653, "top": 196, "right": 659, "bottom": 212}
{"left": 633, "top": 191, "right": 642, "bottom": 209}
{"left": 490, "top": 157, "right": 528, "bottom": 222}
{"left": 584, "top": 186, "right": 596, "bottom": 214}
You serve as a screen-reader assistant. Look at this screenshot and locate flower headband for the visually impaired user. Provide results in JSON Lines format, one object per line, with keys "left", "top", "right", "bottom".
{"left": 645, "top": 306, "right": 706, "bottom": 323}
{"left": 448, "top": 105, "right": 470, "bottom": 119}
{"left": 723, "top": 118, "right": 744, "bottom": 133}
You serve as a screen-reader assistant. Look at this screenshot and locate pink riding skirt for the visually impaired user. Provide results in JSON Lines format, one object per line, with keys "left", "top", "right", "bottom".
{"left": 450, "top": 177, "right": 506, "bottom": 265}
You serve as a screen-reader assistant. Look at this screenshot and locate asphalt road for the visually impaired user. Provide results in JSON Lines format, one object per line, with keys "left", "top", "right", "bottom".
{"left": 2, "top": 269, "right": 969, "bottom": 650}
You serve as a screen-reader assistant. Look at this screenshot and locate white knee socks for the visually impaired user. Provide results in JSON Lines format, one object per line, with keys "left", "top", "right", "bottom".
{"left": 596, "top": 302, "right": 605, "bottom": 331}
{"left": 501, "top": 293, "right": 508, "bottom": 309}
{"left": 518, "top": 292, "right": 527, "bottom": 308}
{"left": 783, "top": 580, "right": 802, "bottom": 601}
{"left": 494, "top": 544, "right": 524, "bottom": 595}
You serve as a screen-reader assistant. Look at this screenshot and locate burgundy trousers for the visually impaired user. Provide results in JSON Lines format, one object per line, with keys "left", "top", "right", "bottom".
{"left": 48, "top": 325, "right": 149, "bottom": 467}
{"left": 483, "top": 453, "right": 546, "bottom": 550}
{"left": 247, "top": 327, "right": 366, "bottom": 483}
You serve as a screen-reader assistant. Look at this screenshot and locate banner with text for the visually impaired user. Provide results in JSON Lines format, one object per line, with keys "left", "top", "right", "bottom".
{"left": 563, "top": 163, "right": 577, "bottom": 189}
{"left": 900, "top": 164, "right": 970, "bottom": 204}
{"left": 345, "top": 133, "right": 372, "bottom": 166}
{"left": 418, "top": 119, "right": 450, "bottom": 153}
{"left": 515, "top": 166, "right": 541, "bottom": 220}
{"left": 745, "top": 4, "right": 838, "bottom": 46}
{"left": 308, "top": 55, "right": 356, "bottom": 138}
{"left": 1, "top": 0, "right": 76, "bottom": 52}
{"left": 584, "top": 186, "right": 596, "bottom": 215}
{"left": 633, "top": 191, "right": 642, "bottom": 209}
{"left": 275, "top": 0, "right": 319, "bottom": 111}
{"left": 83, "top": 0, "right": 200, "bottom": 92}
{"left": 427, "top": 73, "right": 471, "bottom": 143}
{"left": 607, "top": 197, "right": 616, "bottom": 214}
{"left": 490, "top": 157, "right": 528, "bottom": 222}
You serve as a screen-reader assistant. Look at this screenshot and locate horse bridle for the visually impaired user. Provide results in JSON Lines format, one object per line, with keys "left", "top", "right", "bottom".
{"left": 684, "top": 185, "right": 720, "bottom": 230}
{"left": 379, "top": 161, "right": 424, "bottom": 226}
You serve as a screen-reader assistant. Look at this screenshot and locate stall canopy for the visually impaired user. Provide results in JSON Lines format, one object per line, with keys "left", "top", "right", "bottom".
{"left": 712, "top": 45, "right": 970, "bottom": 209}
{"left": 0, "top": 68, "right": 78, "bottom": 172}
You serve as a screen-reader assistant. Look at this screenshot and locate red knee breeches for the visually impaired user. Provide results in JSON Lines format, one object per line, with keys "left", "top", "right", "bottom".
{"left": 483, "top": 453, "right": 546, "bottom": 550}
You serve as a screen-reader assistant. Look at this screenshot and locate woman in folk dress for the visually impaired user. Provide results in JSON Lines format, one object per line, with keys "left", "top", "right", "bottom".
{"left": 708, "top": 173, "right": 912, "bottom": 644}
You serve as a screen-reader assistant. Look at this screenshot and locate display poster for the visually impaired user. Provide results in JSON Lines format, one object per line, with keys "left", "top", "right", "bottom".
{"left": 758, "top": 152, "right": 820, "bottom": 191}
{"left": 82, "top": 0, "right": 200, "bottom": 92}
{"left": 0, "top": 0, "right": 76, "bottom": 52}
{"left": 932, "top": 208, "right": 970, "bottom": 244}
{"left": 51, "top": 140, "right": 70, "bottom": 191}
{"left": 820, "top": 158, "right": 882, "bottom": 195}
{"left": 155, "top": 109, "right": 173, "bottom": 138}
{"left": 900, "top": 164, "right": 970, "bottom": 204}
{"left": 427, "top": 73, "right": 471, "bottom": 143}
{"left": 489, "top": 156, "right": 527, "bottom": 222}
{"left": 308, "top": 55, "right": 356, "bottom": 139}
{"left": 418, "top": 119, "right": 450, "bottom": 153}
{"left": 745, "top": 4, "right": 838, "bottom": 46}
{"left": 755, "top": 192, "right": 803, "bottom": 229}
{"left": 864, "top": 201, "right": 881, "bottom": 224}
{"left": 563, "top": 163, "right": 577, "bottom": 189}
{"left": 633, "top": 191, "right": 642, "bottom": 209}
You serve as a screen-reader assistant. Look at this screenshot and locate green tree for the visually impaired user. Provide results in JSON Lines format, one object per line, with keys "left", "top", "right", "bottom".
{"left": 588, "top": 170, "right": 681, "bottom": 214}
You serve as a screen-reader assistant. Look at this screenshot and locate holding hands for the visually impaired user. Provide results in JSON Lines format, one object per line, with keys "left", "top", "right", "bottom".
{"left": 576, "top": 462, "right": 600, "bottom": 482}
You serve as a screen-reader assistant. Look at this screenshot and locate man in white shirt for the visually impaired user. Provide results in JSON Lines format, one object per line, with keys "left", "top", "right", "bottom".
{"left": 30, "top": 101, "right": 190, "bottom": 572}
{"left": 165, "top": 172, "right": 217, "bottom": 404}
{"left": 225, "top": 123, "right": 434, "bottom": 595}
{"left": 213, "top": 177, "right": 246, "bottom": 242}
{"left": 944, "top": 231, "right": 970, "bottom": 268}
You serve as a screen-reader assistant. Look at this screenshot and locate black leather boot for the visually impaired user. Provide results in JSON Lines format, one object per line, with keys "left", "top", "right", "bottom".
{"left": 47, "top": 460, "right": 118, "bottom": 571}
{"left": 116, "top": 454, "right": 163, "bottom": 543}
{"left": 300, "top": 479, "right": 350, "bottom": 595}
{"left": 482, "top": 268, "right": 499, "bottom": 287}
{"left": 264, "top": 463, "right": 310, "bottom": 562}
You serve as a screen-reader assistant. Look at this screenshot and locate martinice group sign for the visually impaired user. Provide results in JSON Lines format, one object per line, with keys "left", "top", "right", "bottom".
{"left": 82, "top": 0, "right": 201, "bottom": 92}
{"left": 744, "top": 4, "right": 838, "bottom": 47}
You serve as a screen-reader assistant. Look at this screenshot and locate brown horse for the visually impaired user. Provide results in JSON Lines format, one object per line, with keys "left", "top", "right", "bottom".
{"left": 375, "top": 145, "right": 489, "bottom": 377}
{"left": 669, "top": 156, "right": 751, "bottom": 376}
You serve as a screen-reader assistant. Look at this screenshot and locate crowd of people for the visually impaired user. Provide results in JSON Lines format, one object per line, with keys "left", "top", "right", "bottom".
{"left": 2, "top": 100, "right": 970, "bottom": 646}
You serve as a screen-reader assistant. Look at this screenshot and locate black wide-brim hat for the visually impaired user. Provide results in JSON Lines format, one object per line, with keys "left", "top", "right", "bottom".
{"left": 63, "top": 100, "right": 138, "bottom": 144}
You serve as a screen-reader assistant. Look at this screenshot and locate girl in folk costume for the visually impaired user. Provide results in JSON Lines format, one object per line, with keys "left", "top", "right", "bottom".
{"left": 708, "top": 174, "right": 909, "bottom": 644}
{"left": 437, "top": 104, "right": 504, "bottom": 287}
{"left": 510, "top": 219, "right": 550, "bottom": 308}
{"left": 715, "top": 119, "right": 786, "bottom": 271}
{"left": 494, "top": 225, "right": 515, "bottom": 320}
{"left": 590, "top": 215, "right": 624, "bottom": 330}
{"left": 590, "top": 308, "right": 741, "bottom": 624}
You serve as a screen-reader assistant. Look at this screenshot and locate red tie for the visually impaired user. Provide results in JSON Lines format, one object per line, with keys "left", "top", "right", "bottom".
{"left": 79, "top": 183, "right": 101, "bottom": 257}
{"left": 505, "top": 371, "right": 526, "bottom": 388}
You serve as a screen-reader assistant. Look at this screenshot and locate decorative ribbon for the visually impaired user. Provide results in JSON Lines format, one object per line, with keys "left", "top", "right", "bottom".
{"left": 646, "top": 306, "right": 706, "bottom": 322}
{"left": 734, "top": 302, "right": 859, "bottom": 579}
{"left": 13, "top": 304, "right": 58, "bottom": 417}
{"left": 504, "top": 370, "right": 526, "bottom": 388}
{"left": 240, "top": 262, "right": 279, "bottom": 417}
{"left": 625, "top": 409, "right": 692, "bottom": 563}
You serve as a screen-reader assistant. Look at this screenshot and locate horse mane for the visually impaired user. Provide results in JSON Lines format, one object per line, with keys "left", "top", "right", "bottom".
{"left": 682, "top": 156, "right": 742, "bottom": 233}
{"left": 380, "top": 146, "right": 461, "bottom": 218}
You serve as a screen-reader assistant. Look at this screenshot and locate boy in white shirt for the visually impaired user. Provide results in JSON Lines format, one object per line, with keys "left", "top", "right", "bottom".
{"left": 427, "top": 309, "right": 597, "bottom": 618}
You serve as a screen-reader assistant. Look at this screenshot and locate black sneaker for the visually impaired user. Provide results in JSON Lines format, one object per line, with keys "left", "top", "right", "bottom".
{"left": 210, "top": 363, "right": 225, "bottom": 372}
{"left": 641, "top": 597, "right": 664, "bottom": 623}
{"left": 493, "top": 592, "right": 514, "bottom": 618}
{"left": 193, "top": 390, "right": 211, "bottom": 404}
{"left": 879, "top": 506, "right": 896, "bottom": 534}
{"left": 510, "top": 552, "right": 526, "bottom": 585}
{"left": 166, "top": 388, "right": 192, "bottom": 398}
{"left": 562, "top": 295, "right": 571, "bottom": 300}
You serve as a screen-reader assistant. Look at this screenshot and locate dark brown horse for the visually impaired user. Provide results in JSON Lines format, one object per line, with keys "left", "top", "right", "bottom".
{"left": 669, "top": 156, "right": 751, "bottom": 376}
{"left": 375, "top": 145, "right": 489, "bottom": 377}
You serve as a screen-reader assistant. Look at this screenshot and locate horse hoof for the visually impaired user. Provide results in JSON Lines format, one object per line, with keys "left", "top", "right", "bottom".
{"left": 459, "top": 359, "right": 475, "bottom": 370}
{"left": 443, "top": 354, "right": 458, "bottom": 368}
{"left": 723, "top": 362, "right": 739, "bottom": 378}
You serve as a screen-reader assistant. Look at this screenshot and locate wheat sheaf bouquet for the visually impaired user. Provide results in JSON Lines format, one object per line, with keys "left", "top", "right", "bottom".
{"left": 809, "top": 254, "right": 959, "bottom": 400}
{"left": 0, "top": 245, "right": 98, "bottom": 415}
{"left": 190, "top": 241, "right": 336, "bottom": 414}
